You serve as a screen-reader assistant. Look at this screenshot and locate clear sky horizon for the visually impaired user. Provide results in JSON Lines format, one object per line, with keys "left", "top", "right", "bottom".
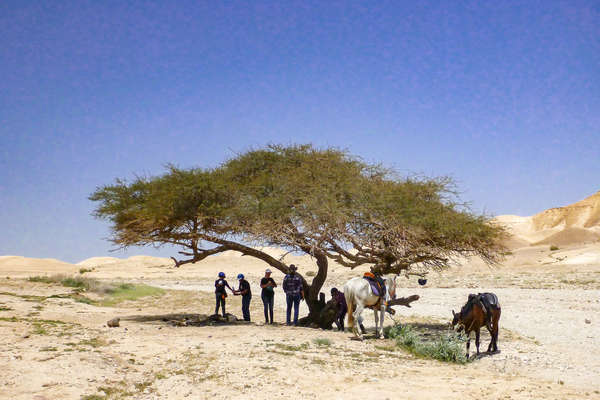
{"left": 1, "top": 1, "right": 598, "bottom": 263}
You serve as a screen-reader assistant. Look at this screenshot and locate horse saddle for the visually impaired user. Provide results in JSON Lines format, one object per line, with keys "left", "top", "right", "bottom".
{"left": 363, "top": 272, "right": 386, "bottom": 298}
{"left": 468, "top": 293, "right": 499, "bottom": 321}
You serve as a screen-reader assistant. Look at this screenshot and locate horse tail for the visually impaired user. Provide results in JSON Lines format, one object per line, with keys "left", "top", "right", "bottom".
{"left": 345, "top": 289, "right": 354, "bottom": 327}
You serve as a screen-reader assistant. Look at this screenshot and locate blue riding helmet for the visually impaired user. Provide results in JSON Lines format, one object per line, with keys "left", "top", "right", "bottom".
{"left": 218, "top": 272, "right": 225, "bottom": 278}
{"left": 237, "top": 273, "right": 244, "bottom": 280}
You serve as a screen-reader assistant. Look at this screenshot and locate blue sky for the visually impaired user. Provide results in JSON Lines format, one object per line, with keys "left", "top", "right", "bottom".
{"left": 1, "top": 1, "right": 598, "bottom": 262}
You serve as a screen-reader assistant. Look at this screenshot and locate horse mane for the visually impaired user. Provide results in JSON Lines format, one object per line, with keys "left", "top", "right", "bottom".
{"left": 460, "top": 294, "right": 480, "bottom": 318}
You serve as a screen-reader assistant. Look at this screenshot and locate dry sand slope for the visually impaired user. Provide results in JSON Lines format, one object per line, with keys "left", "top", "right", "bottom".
{"left": 1, "top": 241, "right": 600, "bottom": 400}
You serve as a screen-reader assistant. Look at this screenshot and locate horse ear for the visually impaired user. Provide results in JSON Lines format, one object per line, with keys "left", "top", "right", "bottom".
{"left": 452, "top": 310, "right": 456, "bottom": 316}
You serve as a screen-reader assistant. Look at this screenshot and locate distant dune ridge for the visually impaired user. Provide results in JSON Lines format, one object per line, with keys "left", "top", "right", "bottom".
{"left": 495, "top": 190, "right": 600, "bottom": 248}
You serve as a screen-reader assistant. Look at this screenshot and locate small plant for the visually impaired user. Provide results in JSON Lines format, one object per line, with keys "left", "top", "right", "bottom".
{"left": 28, "top": 275, "right": 61, "bottom": 284}
{"left": 313, "top": 338, "right": 332, "bottom": 347}
{"left": 550, "top": 245, "right": 559, "bottom": 251}
{"left": 272, "top": 342, "right": 310, "bottom": 352}
{"left": 79, "top": 268, "right": 94, "bottom": 274}
{"left": 305, "top": 271, "right": 316, "bottom": 277}
{"left": 385, "top": 324, "right": 467, "bottom": 364}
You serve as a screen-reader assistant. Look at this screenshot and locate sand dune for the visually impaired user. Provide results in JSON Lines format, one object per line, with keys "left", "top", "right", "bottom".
{"left": 495, "top": 190, "right": 600, "bottom": 248}
{"left": 0, "top": 256, "right": 78, "bottom": 277}
{"left": 533, "top": 227, "right": 600, "bottom": 246}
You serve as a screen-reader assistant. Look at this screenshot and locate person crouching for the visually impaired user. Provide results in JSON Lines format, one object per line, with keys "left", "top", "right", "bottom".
{"left": 330, "top": 287, "right": 348, "bottom": 331}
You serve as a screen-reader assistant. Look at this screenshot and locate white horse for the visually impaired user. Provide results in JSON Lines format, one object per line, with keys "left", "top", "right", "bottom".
{"left": 344, "top": 274, "right": 397, "bottom": 340}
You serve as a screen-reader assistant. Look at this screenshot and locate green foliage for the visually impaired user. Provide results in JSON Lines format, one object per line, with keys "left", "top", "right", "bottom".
{"left": 26, "top": 275, "right": 163, "bottom": 306}
{"left": 98, "top": 284, "right": 164, "bottom": 306}
{"left": 385, "top": 324, "right": 467, "bottom": 364}
{"left": 90, "top": 144, "right": 507, "bottom": 277}
{"left": 313, "top": 338, "right": 332, "bottom": 346}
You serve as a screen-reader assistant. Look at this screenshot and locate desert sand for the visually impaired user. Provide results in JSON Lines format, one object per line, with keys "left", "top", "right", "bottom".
{"left": 2, "top": 193, "right": 600, "bottom": 399}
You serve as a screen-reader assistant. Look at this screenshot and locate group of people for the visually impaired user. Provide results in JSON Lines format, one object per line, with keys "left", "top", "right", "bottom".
{"left": 213, "top": 264, "right": 307, "bottom": 326}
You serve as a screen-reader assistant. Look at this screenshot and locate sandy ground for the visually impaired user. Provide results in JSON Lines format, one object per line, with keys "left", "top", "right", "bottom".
{"left": 1, "top": 243, "right": 600, "bottom": 399}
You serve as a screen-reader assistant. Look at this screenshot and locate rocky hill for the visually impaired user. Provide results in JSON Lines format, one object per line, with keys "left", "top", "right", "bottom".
{"left": 495, "top": 191, "right": 600, "bottom": 248}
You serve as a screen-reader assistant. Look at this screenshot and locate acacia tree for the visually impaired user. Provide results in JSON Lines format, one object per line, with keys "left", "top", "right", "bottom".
{"left": 90, "top": 144, "right": 506, "bottom": 323}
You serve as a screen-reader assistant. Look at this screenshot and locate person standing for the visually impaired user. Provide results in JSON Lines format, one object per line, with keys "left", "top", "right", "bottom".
{"left": 235, "top": 273, "right": 252, "bottom": 322}
{"left": 214, "top": 272, "right": 234, "bottom": 317}
{"left": 260, "top": 269, "right": 277, "bottom": 324}
{"left": 282, "top": 264, "right": 304, "bottom": 326}
{"left": 330, "top": 287, "right": 347, "bottom": 331}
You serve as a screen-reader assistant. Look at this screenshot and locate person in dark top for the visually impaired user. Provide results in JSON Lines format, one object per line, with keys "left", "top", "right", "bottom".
{"left": 330, "top": 287, "right": 348, "bottom": 331}
{"left": 214, "top": 272, "right": 234, "bottom": 317}
{"left": 234, "top": 273, "right": 252, "bottom": 322}
{"left": 282, "top": 264, "right": 304, "bottom": 326}
{"left": 260, "top": 269, "right": 277, "bottom": 324}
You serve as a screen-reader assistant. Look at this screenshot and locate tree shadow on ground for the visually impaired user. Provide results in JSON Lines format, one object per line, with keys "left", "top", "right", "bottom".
{"left": 120, "top": 313, "right": 248, "bottom": 327}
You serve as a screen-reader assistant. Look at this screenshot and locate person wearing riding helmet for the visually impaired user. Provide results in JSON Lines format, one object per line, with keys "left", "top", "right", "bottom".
{"left": 234, "top": 273, "right": 252, "bottom": 322}
{"left": 214, "top": 272, "right": 234, "bottom": 317}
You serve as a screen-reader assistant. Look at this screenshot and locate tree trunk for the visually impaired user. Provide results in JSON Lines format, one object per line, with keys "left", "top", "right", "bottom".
{"left": 298, "top": 251, "right": 330, "bottom": 326}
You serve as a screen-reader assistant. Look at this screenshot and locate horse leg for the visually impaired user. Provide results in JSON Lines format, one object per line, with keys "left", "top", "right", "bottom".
{"left": 373, "top": 309, "right": 379, "bottom": 338}
{"left": 465, "top": 335, "right": 471, "bottom": 360}
{"left": 358, "top": 315, "right": 366, "bottom": 334}
{"left": 475, "top": 328, "right": 480, "bottom": 355}
{"left": 377, "top": 306, "right": 385, "bottom": 339}
{"left": 493, "top": 308, "right": 501, "bottom": 352}
{"left": 486, "top": 322, "right": 494, "bottom": 352}
{"left": 353, "top": 304, "right": 365, "bottom": 340}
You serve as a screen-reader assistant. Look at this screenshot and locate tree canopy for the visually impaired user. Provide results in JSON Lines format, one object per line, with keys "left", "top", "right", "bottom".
{"left": 90, "top": 144, "right": 507, "bottom": 309}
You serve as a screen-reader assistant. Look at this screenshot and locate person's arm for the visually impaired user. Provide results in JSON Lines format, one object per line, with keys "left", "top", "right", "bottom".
{"left": 298, "top": 277, "right": 305, "bottom": 299}
{"left": 225, "top": 281, "right": 234, "bottom": 293}
{"left": 260, "top": 279, "right": 268, "bottom": 289}
{"left": 270, "top": 278, "right": 277, "bottom": 288}
{"left": 282, "top": 276, "right": 288, "bottom": 292}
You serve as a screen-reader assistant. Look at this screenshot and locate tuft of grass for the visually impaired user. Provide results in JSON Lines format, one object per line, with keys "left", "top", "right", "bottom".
{"left": 79, "top": 268, "right": 94, "bottom": 274}
{"left": 385, "top": 324, "right": 467, "bottom": 364}
{"left": 271, "top": 342, "right": 310, "bottom": 352}
{"left": 78, "top": 337, "right": 107, "bottom": 348}
{"left": 25, "top": 275, "right": 165, "bottom": 306}
{"left": 313, "top": 338, "right": 332, "bottom": 347}
{"left": 97, "top": 284, "right": 164, "bottom": 306}
{"left": 305, "top": 271, "right": 316, "bottom": 277}
{"left": 550, "top": 245, "right": 559, "bottom": 251}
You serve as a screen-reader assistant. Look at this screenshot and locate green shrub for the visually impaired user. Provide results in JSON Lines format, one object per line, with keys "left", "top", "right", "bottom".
{"left": 313, "top": 338, "right": 332, "bottom": 346}
{"left": 385, "top": 324, "right": 467, "bottom": 364}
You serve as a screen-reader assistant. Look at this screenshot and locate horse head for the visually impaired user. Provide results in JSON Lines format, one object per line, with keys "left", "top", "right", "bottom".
{"left": 451, "top": 309, "right": 464, "bottom": 332}
{"left": 384, "top": 274, "right": 397, "bottom": 300}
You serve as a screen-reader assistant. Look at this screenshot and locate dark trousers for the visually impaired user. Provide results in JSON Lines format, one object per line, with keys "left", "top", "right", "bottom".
{"left": 215, "top": 293, "right": 226, "bottom": 316}
{"left": 241, "top": 295, "right": 252, "bottom": 321}
{"left": 335, "top": 310, "right": 347, "bottom": 331}
{"left": 286, "top": 294, "right": 301, "bottom": 326}
{"left": 261, "top": 293, "right": 274, "bottom": 323}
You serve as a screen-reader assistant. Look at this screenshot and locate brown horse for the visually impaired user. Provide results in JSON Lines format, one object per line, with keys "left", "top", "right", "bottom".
{"left": 451, "top": 293, "right": 501, "bottom": 359}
